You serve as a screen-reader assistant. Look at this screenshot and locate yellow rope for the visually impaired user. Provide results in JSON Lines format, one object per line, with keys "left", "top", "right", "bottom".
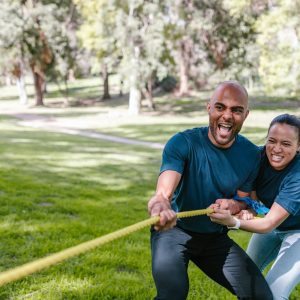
{"left": 0, "top": 208, "right": 213, "bottom": 287}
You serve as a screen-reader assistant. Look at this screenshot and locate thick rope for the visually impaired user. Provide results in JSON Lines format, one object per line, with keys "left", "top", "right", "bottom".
{"left": 0, "top": 208, "right": 213, "bottom": 287}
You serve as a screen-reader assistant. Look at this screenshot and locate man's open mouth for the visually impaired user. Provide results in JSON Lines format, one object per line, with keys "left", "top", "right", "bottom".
{"left": 218, "top": 124, "right": 233, "bottom": 135}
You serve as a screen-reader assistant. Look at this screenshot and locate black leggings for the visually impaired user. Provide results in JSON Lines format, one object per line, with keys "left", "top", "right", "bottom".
{"left": 151, "top": 226, "right": 273, "bottom": 300}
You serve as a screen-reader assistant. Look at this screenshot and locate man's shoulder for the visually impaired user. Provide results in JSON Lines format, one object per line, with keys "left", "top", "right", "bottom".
{"left": 177, "top": 127, "right": 209, "bottom": 147}
{"left": 236, "top": 134, "right": 260, "bottom": 152}
{"left": 180, "top": 127, "right": 207, "bottom": 138}
{"left": 166, "top": 127, "right": 206, "bottom": 150}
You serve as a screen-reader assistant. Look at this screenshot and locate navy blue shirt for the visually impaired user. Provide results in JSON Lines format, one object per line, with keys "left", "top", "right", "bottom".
{"left": 160, "top": 127, "right": 260, "bottom": 233}
{"left": 255, "top": 148, "right": 300, "bottom": 230}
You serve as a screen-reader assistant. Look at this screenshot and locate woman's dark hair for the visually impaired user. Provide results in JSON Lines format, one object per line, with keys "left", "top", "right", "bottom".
{"left": 268, "top": 114, "right": 300, "bottom": 142}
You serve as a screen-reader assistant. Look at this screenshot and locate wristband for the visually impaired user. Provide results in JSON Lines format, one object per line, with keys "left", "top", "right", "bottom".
{"left": 227, "top": 217, "right": 240, "bottom": 230}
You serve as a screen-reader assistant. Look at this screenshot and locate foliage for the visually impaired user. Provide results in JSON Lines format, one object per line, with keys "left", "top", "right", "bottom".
{"left": 0, "top": 0, "right": 77, "bottom": 104}
{"left": 75, "top": 0, "right": 119, "bottom": 75}
{"left": 1, "top": 0, "right": 300, "bottom": 108}
{"left": 158, "top": 0, "right": 257, "bottom": 91}
{"left": 255, "top": 0, "right": 300, "bottom": 95}
{"left": 159, "top": 75, "right": 178, "bottom": 92}
{"left": 225, "top": 0, "right": 300, "bottom": 95}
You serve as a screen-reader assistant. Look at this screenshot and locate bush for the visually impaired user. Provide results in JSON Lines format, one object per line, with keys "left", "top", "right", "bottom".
{"left": 159, "top": 75, "right": 177, "bottom": 92}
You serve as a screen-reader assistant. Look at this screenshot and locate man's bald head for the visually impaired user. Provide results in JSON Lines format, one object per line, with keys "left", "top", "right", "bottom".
{"left": 206, "top": 81, "right": 249, "bottom": 148}
{"left": 211, "top": 81, "right": 249, "bottom": 109}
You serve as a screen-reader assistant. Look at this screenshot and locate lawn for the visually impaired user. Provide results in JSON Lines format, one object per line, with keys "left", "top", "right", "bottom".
{"left": 0, "top": 79, "right": 299, "bottom": 299}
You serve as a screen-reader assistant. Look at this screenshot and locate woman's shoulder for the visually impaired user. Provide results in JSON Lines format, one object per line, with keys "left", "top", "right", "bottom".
{"left": 290, "top": 154, "right": 300, "bottom": 173}
{"left": 281, "top": 155, "right": 300, "bottom": 185}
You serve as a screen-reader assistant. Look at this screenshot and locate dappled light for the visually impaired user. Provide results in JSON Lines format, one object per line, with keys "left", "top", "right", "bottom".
{"left": 0, "top": 89, "right": 298, "bottom": 299}
{"left": 0, "top": 0, "right": 300, "bottom": 297}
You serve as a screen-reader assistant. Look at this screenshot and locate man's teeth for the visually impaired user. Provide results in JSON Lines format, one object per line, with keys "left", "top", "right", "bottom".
{"left": 218, "top": 124, "right": 232, "bottom": 131}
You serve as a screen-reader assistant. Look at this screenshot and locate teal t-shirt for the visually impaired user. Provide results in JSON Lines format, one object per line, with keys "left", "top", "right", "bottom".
{"left": 160, "top": 127, "right": 260, "bottom": 233}
{"left": 255, "top": 148, "right": 300, "bottom": 230}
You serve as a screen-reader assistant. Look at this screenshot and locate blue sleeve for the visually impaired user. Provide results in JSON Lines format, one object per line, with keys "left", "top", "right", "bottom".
{"left": 160, "top": 133, "right": 189, "bottom": 175}
{"left": 239, "top": 150, "right": 261, "bottom": 193}
{"left": 275, "top": 172, "right": 300, "bottom": 215}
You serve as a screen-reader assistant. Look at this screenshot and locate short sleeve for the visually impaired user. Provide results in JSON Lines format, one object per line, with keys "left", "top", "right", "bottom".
{"left": 275, "top": 172, "right": 300, "bottom": 215}
{"left": 160, "top": 133, "right": 189, "bottom": 175}
{"left": 239, "top": 150, "right": 261, "bottom": 193}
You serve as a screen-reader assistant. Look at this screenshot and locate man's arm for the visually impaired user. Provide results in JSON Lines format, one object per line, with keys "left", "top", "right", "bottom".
{"left": 148, "top": 170, "right": 181, "bottom": 231}
{"left": 214, "top": 190, "right": 248, "bottom": 215}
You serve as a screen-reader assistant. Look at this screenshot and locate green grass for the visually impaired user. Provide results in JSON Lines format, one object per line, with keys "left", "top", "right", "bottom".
{"left": 0, "top": 79, "right": 299, "bottom": 299}
{"left": 0, "top": 122, "right": 240, "bottom": 300}
{"left": 0, "top": 125, "right": 158, "bottom": 299}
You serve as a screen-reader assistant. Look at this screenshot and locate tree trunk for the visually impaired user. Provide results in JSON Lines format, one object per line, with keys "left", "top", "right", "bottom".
{"left": 142, "top": 77, "right": 155, "bottom": 111}
{"left": 32, "top": 70, "right": 44, "bottom": 106}
{"left": 42, "top": 81, "right": 47, "bottom": 94}
{"left": 128, "top": 45, "right": 142, "bottom": 115}
{"left": 63, "top": 79, "right": 69, "bottom": 106}
{"left": 5, "top": 74, "right": 13, "bottom": 86}
{"left": 101, "top": 63, "right": 110, "bottom": 100}
{"left": 11, "top": 62, "right": 28, "bottom": 105}
{"left": 129, "top": 86, "right": 141, "bottom": 115}
{"left": 178, "top": 38, "right": 192, "bottom": 96}
{"left": 16, "top": 75, "right": 28, "bottom": 105}
{"left": 119, "top": 79, "right": 124, "bottom": 96}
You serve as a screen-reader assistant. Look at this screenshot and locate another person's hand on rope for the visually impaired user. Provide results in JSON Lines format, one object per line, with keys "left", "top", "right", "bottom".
{"left": 236, "top": 208, "right": 257, "bottom": 220}
{"left": 215, "top": 198, "right": 247, "bottom": 215}
{"left": 208, "top": 205, "right": 237, "bottom": 227}
{"left": 208, "top": 205, "right": 257, "bottom": 227}
{"left": 148, "top": 195, "right": 177, "bottom": 231}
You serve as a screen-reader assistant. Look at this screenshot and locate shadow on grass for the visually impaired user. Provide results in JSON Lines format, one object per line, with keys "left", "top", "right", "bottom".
{"left": 99, "top": 122, "right": 268, "bottom": 145}
{"left": 1, "top": 124, "right": 298, "bottom": 299}
{"left": 249, "top": 95, "right": 300, "bottom": 110}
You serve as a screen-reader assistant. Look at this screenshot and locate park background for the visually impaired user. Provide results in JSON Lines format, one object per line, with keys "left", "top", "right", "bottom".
{"left": 0, "top": 0, "right": 300, "bottom": 299}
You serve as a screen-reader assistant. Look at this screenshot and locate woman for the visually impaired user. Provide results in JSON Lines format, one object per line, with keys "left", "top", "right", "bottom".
{"left": 209, "top": 113, "right": 300, "bottom": 300}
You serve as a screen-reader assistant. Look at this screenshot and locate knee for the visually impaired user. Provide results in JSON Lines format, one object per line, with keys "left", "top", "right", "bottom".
{"left": 237, "top": 290, "right": 273, "bottom": 300}
{"left": 152, "top": 257, "right": 189, "bottom": 300}
{"left": 255, "top": 289, "right": 274, "bottom": 300}
{"left": 152, "top": 253, "right": 174, "bottom": 276}
{"left": 153, "top": 278, "right": 188, "bottom": 300}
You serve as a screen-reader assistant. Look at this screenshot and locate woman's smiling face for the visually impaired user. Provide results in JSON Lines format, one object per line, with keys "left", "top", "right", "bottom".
{"left": 266, "top": 123, "right": 300, "bottom": 170}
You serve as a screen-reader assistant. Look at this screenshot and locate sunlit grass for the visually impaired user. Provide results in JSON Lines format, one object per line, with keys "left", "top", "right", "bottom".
{"left": 0, "top": 117, "right": 235, "bottom": 300}
{"left": 0, "top": 81, "right": 299, "bottom": 299}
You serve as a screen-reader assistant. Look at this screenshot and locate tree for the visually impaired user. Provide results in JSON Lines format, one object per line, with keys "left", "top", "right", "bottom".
{"left": 75, "top": 0, "right": 118, "bottom": 101}
{"left": 0, "top": 0, "right": 75, "bottom": 106}
{"left": 0, "top": 46, "right": 28, "bottom": 105}
{"left": 255, "top": 0, "right": 300, "bottom": 95}
{"left": 74, "top": 0, "right": 256, "bottom": 114}
{"left": 163, "top": 0, "right": 256, "bottom": 95}
{"left": 108, "top": 0, "right": 169, "bottom": 114}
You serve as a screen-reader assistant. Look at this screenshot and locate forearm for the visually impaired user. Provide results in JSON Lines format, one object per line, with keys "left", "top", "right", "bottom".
{"left": 240, "top": 202, "right": 289, "bottom": 233}
{"left": 209, "top": 202, "right": 289, "bottom": 233}
{"left": 148, "top": 170, "right": 181, "bottom": 230}
{"left": 148, "top": 170, "right": 181, "bottom": 212}
{"left": 239, "top": 217, "right": 277, "bottom": 233}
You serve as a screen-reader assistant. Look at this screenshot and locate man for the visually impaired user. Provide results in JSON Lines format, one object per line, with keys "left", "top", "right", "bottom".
{"left": 148, "top": 81, "right": 273, "bottom": 300}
